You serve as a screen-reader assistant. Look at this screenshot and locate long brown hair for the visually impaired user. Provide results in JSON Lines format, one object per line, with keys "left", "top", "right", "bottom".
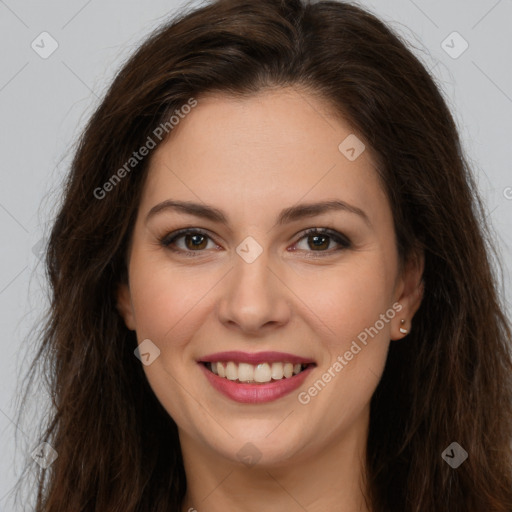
{"left": 17, "top": 0, "right": 512, "bottom": 510}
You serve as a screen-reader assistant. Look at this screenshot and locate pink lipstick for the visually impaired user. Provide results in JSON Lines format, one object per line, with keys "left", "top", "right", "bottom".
{"left": 198, "top": 351, "right": 316, "bottom": 403}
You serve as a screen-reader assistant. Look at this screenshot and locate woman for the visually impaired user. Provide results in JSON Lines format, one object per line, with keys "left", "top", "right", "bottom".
{"left": 21, "top": 0, "right": 512, "bottom": 510}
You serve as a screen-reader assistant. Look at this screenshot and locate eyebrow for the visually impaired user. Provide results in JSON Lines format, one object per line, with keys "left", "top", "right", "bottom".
{"left": 145, "top": 199, "right": 371, "bottom": 228}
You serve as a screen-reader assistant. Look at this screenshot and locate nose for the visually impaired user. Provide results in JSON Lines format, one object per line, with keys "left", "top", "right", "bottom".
{"left": 217, "top": 248, "right": 291, "bottom": 335}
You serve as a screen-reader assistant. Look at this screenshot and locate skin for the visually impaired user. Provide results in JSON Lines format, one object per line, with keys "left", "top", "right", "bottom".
{"left": 117, "top": 86, "right": 424, "bottom": 512}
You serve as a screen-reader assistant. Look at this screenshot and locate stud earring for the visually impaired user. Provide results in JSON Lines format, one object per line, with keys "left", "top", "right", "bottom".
{"left": 399, "top": 319, "right": 408, "bottom": 334}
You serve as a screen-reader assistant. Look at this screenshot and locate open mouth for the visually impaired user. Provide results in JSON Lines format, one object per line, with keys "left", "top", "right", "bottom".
{"left": 201, "top": 361, "right": 315, "bottom": 385}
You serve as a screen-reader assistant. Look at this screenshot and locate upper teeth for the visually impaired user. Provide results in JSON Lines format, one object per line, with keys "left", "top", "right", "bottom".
{"left": 208, "top": 362, "right": 306, "bottom": 383}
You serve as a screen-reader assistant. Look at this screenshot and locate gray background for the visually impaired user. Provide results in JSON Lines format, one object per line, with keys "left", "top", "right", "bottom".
{"left": 0, "top": 0, "right": 511, "bottom": 509}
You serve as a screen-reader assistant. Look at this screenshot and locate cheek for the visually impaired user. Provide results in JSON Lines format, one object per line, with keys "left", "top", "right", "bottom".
{"left": 293, "top": 256, "right": 395, "bottom": 401}
{"left": 128, "top": 249, "right": 223, "bottom": 352}
{"left": 294, "top": 268, "right": 394, "bottom": 427}
{"left": 127, "top": 257, "right": 214, "bottom": 419}
{"left": 291, "top": 256, "right": 395, "bottom": 343}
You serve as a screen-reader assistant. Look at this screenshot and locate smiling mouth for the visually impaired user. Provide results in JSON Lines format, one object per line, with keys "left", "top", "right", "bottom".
{"left": 201, "top": 361, "right": 315, "bottom": 384}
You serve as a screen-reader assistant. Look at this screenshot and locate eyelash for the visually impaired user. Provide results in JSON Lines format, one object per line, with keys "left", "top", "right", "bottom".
{"left": 159, "top": 227, "right": 351, "bottom": 258}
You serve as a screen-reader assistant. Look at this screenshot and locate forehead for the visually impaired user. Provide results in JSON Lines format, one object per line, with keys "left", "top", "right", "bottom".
{"left": 140, "top": 87, "right": 390, "bottom": 228}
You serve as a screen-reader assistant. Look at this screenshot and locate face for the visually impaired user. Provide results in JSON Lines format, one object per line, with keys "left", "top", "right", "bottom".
{"left": 117, "top": 87, "right": 423, "bottom": 467}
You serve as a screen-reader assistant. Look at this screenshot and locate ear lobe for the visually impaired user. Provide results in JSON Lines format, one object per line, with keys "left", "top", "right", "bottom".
{"left": 392, "top": 250, "right": 425, "bottom": 339}
{"left": 116, "top": 282, "right": 136, "bottom": 331}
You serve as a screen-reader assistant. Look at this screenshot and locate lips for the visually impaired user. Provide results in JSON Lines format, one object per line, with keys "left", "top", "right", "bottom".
{"left": 198, "top": 351, "right": 316, "bottom": 403}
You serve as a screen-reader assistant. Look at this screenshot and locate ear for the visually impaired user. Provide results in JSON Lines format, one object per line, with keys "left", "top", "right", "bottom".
{"left": 391, "top": 249, "right": 424, "bottom": 340}
{"left": 116, "top": 282, "right": 136, "bottom": 331}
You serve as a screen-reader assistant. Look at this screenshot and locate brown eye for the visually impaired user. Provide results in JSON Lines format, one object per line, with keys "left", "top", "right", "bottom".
{"left": 184, "top": 233, "right": 208, "bottom": 250}
{"left": 161, "top": 229, "right": 217, "bottom": 254}
{"left": 293, "top": 228, "right": 351, "bottom": 255}
{"left": 307, "top": 234, "right": 330, "bottom": 251}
